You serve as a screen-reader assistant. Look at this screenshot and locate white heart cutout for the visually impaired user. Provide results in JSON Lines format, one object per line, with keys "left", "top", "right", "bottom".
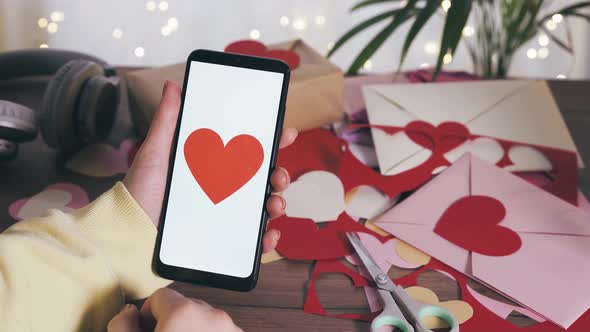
{"left": 282, "top": 171, "right": 344, "bottom": 222}
{"left": 444, "top": 137, "right": 504, "bottom": 165}
{"left": 505, "top": 145, "right": 552, "bottom": 172}
{"left": 345, "top": 185, "right": 396, "bottom": 220}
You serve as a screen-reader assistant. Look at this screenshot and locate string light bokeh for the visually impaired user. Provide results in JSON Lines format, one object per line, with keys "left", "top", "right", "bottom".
{"left": 7, "top": 0, "right": 588, "bottom": 79}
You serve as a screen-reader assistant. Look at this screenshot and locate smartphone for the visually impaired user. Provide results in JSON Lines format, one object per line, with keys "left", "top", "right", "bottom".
{"left": 153, "top": 49, "right": 290, "bottom": 291}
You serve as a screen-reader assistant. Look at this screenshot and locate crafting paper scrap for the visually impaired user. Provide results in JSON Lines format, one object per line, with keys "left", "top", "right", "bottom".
{"left": 66, "top": 138, "right": 137, "bottom": 177}
{"left": 9, "top": 183, "right": 89, "bottom": 220}
{"left": 466, "top": 285, "right": 545, "bottom": 323}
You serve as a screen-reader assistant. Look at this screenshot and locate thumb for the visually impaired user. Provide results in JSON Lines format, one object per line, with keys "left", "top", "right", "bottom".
{"left": 142, "top": 80, "right": 182, "bottom": 154}
{"left": 107, "top": 304, "right": 142, "bottom": 332}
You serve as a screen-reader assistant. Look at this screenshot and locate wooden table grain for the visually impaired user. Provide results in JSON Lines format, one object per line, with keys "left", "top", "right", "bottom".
{"left": 0, "top": 75, "right": 588, "bottom": 331}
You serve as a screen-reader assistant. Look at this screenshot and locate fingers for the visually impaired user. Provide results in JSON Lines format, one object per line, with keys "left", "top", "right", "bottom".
{"left": 270, "top": 167, "right": 290, "bottom": 192}
{"left": 107, "top": 305, "right": 141, "bottom": 332}
{"left": 262, "top": 229, "right": 281, "bottom": 253}
{"left": 266, "top": 194, "right": 285, "bottom": 219}
{"left": 279, "top": 127, "right": 298, "bottom": 149}
{"left": 141, "top": 287, "right": 186, "bottom": 322}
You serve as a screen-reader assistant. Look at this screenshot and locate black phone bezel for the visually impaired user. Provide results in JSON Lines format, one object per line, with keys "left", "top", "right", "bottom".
{"left": 153, "top": 49, "right": 290, "bottom": 291}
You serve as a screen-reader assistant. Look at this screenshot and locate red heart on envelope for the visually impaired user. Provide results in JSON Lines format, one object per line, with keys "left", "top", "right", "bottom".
{"left": 225, "top": 40, "right": 301, "bottom": 69}
{"left": 434, "top": 195, "right": 521, "bottom": 256}
{"left": 406, "top": 120, "right": 470, "bottom": 153}
{"left": 184, "top": 128, "right": 264, "bottom": 204}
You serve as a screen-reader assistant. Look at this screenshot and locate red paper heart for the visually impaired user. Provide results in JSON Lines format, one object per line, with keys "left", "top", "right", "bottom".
{"left": 268, "top": 213, "right": 390, "bottom": 260}
{"left": 304, "top": 259, "right": 377, "bottom": 321}
{"left": 224, "top": 40, "right": 301, "bottom": 69}
{"left": 184, "top": 128, "right": 264, "bottom": 204}
{"left": 434, "top": 195, "right": 521, "bottom": 256}
{"left": 406, "top": 120, "right": 470, "bottom": 153}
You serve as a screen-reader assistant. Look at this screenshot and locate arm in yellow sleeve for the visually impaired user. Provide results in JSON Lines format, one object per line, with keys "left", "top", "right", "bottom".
{"left": 0, "top": 182, "right": 170, "bottom": 332}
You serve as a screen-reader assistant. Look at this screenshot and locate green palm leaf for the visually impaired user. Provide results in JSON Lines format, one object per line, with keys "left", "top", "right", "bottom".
{"left": 347, "top": 1, "right": 417, "bottom": 74}
{"left": 327, "top": 9, "right": 402, "bottom": 58}
{"left": 433, "top": 0, "right": 473, "bottom": 81}
{"left": 351, "top": 0, "right": 407, "bottom": 12}
{"left": 399, "top": 0, "right": 441, "bottom": 69}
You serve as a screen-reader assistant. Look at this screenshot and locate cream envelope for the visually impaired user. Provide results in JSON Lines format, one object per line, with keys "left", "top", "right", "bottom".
{"left": 374, "top": 154, "right": 590, "bottom": 328}
{"left": 362, "top": 80, "right": 582, "bottom": 175}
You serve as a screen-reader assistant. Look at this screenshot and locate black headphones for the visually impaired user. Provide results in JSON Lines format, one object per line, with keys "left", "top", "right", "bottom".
{"left": 0, "top": 49, "right": 120, "bottom": 161}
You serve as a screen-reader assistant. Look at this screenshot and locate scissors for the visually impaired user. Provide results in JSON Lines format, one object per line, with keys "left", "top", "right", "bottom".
{"left": 346, "top": 232, "right": 459, "bottom": 332}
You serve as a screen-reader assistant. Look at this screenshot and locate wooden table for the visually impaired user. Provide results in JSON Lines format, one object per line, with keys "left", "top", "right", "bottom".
{"left": 1, "top": 75, "right": 589, "bottom": 331}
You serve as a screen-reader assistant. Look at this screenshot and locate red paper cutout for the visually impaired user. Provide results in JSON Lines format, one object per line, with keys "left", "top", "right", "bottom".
{"left": 277, "top": 128, "right": 344, "bottom": 180}
{"left": 360, "top": 122, "right": 578, "bottom": 205}
{"left": 394, "top": 259, "right": 590, "bottom": 332}
{"left": 304, "top": 259, "right": 378, "bottom": 321}
{"left": 434, "top": 195, "right": 522, "bottom": 256}
{"left": 224, "top": 40, "right": 301, "bottom": 69}
{"left": 268, "top": 213, "right": 390, "bottom": 260}
{"left": 184, "top": 128, "right": 263, "bottom": 204}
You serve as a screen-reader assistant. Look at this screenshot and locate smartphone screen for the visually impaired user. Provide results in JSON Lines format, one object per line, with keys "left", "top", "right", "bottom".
{"left": 155, "top": 50, "right": 289, "bottom": 290}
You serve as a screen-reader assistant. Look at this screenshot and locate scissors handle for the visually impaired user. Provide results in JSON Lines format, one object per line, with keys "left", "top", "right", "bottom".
{"left": 399, "top": 285, "right": 459, "bottom": 332}
{"left": 412, "top": 303, "right": 459, "bottom": 332}
{"left": 371, "top": 289, "right": 414, "bottom": 332}
{"left": 371, "top": 287, "right": 460, "bottom": 332}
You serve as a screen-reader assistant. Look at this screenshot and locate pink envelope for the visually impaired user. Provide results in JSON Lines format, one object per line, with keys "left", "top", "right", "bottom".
{"left": 374, "top": 154, "right": 590, "bottom": 329}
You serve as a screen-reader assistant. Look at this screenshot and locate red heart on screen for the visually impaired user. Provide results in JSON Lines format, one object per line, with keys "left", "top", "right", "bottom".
{"left": 434, "top": 195, "right": 521, "bottom": 256}
{"left": 224, "top": 40, "right": 301, "bottom": 69}
{"left": 184, "top": 128, "right": 264, "bottom": 204}
{"left": 406, "top": 121, "right": 470, "bottom": 153}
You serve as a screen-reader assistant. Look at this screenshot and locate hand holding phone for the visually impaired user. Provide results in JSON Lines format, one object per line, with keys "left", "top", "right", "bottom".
{"left": 152, "top": 50, "right": 291, "bottom": 290}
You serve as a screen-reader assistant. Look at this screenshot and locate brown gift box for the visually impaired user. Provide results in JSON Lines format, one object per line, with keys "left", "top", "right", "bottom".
{"left": 125, "top": 39, "right": 344, "bottom": 137}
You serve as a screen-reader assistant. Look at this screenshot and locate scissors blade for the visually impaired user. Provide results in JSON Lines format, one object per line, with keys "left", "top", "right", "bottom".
{"left": 346, "top": 232, "right": 396, "bottom": 293}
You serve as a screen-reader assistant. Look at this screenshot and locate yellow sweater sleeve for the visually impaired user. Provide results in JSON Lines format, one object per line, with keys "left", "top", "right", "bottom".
{"left": 0, "top": 182, "right": 171, "bottom": 332}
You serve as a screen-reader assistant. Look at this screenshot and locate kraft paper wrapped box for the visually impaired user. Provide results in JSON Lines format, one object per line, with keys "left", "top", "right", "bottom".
{"left": 125, "top": 39, "right": 344, "bottom": 137}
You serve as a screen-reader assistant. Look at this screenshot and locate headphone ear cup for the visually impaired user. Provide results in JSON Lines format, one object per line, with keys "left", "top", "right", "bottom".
{"left": 40, "top": 59, "right": 104, "bottom": 152}
{"left": 77, "top": 75, "right": 119, "bottom": 144}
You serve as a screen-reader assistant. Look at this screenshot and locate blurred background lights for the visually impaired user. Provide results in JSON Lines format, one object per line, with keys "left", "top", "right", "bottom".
{"left": 526, "top": 48, "right": 537, "bottom": 59}
{"left": 557, "top": 74, "right": 567, "bottom": 79}
{"left": 327, "top": 41, "right": 335, "bottom": 50}
{"left": 280, "top": 16, "right": 290, "bottom": 26}
{"left": 552, "top": 13, "right": 563, "bottom": 23}
{"left": 146, "top": 1, "right": 156, "bottom": 11}
{"left": 38, "top": 17, "right": 48, "bottom": 28}
{"left": 424, "top": 41, "right": 438, "bottom": 54}
{"left": 462, "top": 25, "right": 474, "bottom": 37}
{"left": 50, "top": 11, "right": 64, "bottom": 22}
{"left": 538, "top": 47, "right": 549, "bottom": 59}
{"left": 168, "top": 17, "right": 179, "bottom": 31}
{"left": 292, "top": 18, "right": 307, "bottom": 30}
{"left": 158, "top": 1, "right": 168, "bottom": 11}
{"left": 420, "top": 62, "right": 429, "bottom": 68}
{"left": 161, "top": 25, "right": 171, "bottom": 36}
{"left": 441, "top": 0, "right": 451, "bottom": 12}
{"left": 545, "top": 20, "right": 557, "bottom": 31}
{"left": 39, "top": 43, "right": 48, "bottom": 48}
{"left": 538, "top": 34, "right": 549, "bottom": 46}
{"left": 112, "top": 28, "right": 123, "bottom": 39}
{"left": 315, "top": 15, "right": 326, "bottom": 25}
{"left": 47, "top": 22, "right": 58, "bottom": 34}
{"left": 363, "top": 59, "right": 373, "bottom": 70}
{"left": 134, "top": 47, "right": 145, "bottom": 57}
{"left": 249, "top": 29, "right": 260, "bottom": 39}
